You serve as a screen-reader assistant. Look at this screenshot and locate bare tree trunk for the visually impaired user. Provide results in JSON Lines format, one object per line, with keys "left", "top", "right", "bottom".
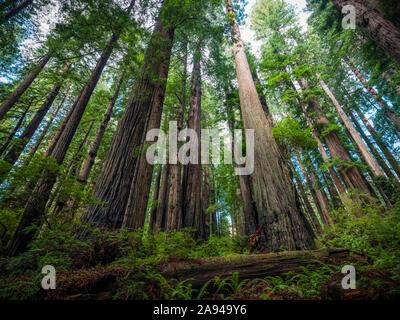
{"left": 182, "top": 42, "right": 205, "bottom": 240}
{"left": 331, "top": 0, "right": 400, "bottom": 63}
{"left": 81, "top": 7, "right": 175, "bottom": 234}
{"left": 225, "top": 0, "right": 315, "bottom": 252}
{"left": 1, "top": 0, "right": 33, "bottom": 23}
{"left": 320, "top": 79, "right": 385, "bottom": 178}
{"left": 0, "top": 54, "right": 50, "bottom": 121}
{"left": 202, "top": 165, "right": 212, "bottom": 240}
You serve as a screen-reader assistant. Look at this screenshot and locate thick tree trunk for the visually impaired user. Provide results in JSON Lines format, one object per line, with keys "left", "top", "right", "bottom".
{"left": 181, "top": 43, "right": 205, "bottom": 240}
{"left": 320, "top": 79, "right": 385, "bottom": 178}
{"left": 7, "top": 31, "right": 120, "bottom": 256}
{"left": 299, "top": 77, "right": 374, "bottom": 198}
{"left": 1, "top": 0, "right": 33, "bottom": 23}
{"left": 148, "top": 166, "right": 162, "bottom": 232}
{"left": 225, "top": 0, "right": 315, "bottom": 252}
{"left": 331, "top": 0, "right": 400, "bottom": 64}
{"left": 344, "top": 57, "right": 400, "bottom": 133}
{"left": 81, "top": 8, "right": 175, "bottom": 234}
{"left": 0, "top": 54, "right": 50, "bottom": 121}
{"left": 166, "top": 44, "right": 188, "bottom": 232}
{"left": 78, "top": 73, "right": 124, "bottom": 184}
{"left": 163, "top": 248, "right": 358, "bottom": 290}
{"left": 3, "top": 63, "right": 71, "bottom": 169}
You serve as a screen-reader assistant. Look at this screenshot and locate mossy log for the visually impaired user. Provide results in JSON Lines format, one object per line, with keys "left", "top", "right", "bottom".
{"left": 162, "top": 248, "right": 363, "bottom": 289}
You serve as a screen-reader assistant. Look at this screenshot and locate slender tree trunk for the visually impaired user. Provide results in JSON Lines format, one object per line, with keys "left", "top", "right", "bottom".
{"left": 78, "top": 73, "right": 124, "bottom": 184}
{"left": 331, "top": 0, "right": 400, "bottom": 64}
{"left": 23, "top": 88, "right": 68, "bottom": 167}
{"left": 320, "top": 79, "right": 385, "bottom": 177}
{"left": 343, "top": 57, "right": 400, "bottom": 133}
{"left": 0, "top": 101, "right": 31, "bottom": 159}
{"left": 308, "top": 164, "right": 332, "bottom": 225}
{"left": 290, "top": 161, "right": 320, "bottom": 234}
{"left": 3, "top": 63, "right": 71, "bottom": 169}
{"left": 299, "top": 77, "right": 374, "bottom": 198}
{"left": 1, "top": 0, "right": 33, "bottom": 23}
{"left": 292, "top": 84, "right": 349, "bottom": 203}
{"left": 7, "top": 28, "right": 121, "bottom": 256}
{"left": 225, "top": 0, "right": 315, "bottom": 252}
{"left": 181, "top": 42, "right": 205, "bottom": 240}
{"left": 354, "top": 105, "right": 400, "bottom": 179}
{"left": 0, "top": 54, "right": 50, "bottom": 121}
{"left": 210, "top": 167, "right": 217, "bottom": 236}
{"left": 81, "top": 7, "right": 175, "bottom": 234}
{"left": 202, "top": 165, "right": 211, "bottom": 240}
{"left": 148, "top": 166, "right": 162, "bottom": 232}
{"left": 349, "top": 111, "right": 399, "bottom": 183}
{"left": 154, "top": 165, "right": 170, "bottom": 232}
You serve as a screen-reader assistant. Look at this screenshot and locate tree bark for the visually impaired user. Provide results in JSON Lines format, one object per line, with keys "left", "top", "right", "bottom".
{"left": 299, "top": 77, "right": 374, "bottom": 198}
{"left": 3, "top": 63, "right": 71, "bottom": 169}
{"left": 181, "top": 43, "right": 205, "bottom": 240}
{"left": 148, "top": 166, "right": 162, "bottom": 232}
{"left": 166, "top": 43, "right": 188, "bottom": 232}
{"left": 225, "top": 0, "right": 315, "bottom": 252}
{"left": 7, "top": 29, "right": 121, "bottom": 256}
{"left": 1, "top": 0, "right": 33, "bottom": 23}
{"left": 81, "top": 7, "right": 175, "bottom": 234}
{"left": 331, "top": 0, "right": 400, "bottom": 64}
{"left": 154, "top": 165, "right": 170, "bottom": 232}
{"left": 0, "top": 54, "right": 50, "bottom": 121}
{"left": 77, "top": 72, "right": 124, "bottom": 184}
{"left": 320, "top": 79, "right": 385, "bottom": 177}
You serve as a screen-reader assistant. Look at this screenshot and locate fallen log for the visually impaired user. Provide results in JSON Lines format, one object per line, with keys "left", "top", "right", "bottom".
{"left": 162, "top": 248, "right": 364, "bottom": 289}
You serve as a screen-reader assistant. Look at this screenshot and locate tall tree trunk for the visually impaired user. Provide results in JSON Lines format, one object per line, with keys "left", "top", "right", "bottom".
{"left": 181, "top": 42, "right": 205, "bottom": 240}
{"left": 0, "top": 54, "right": 50, "bottom": 121}
{"left": 331, "top": 0, "right": 400, "bottom": 64}
{"left": 320, "top": 79, "right": 385, "bottom": 177}
{"left": 202, "top": 166, "right": 211, "bottom": 240}
{"left": 298, "top": 77, "right": 374, "bottom": 198}
{"left": 78, "top": 72, "right": 124, "bottom": 184}
{"left": 343, "top": 57, "right": 400, "bottom": 133}
{"left": 210, "top": 167, "right": 217, "bottom": 236}
{"left": 3, "top": 63, "right": 71, "bottom": 169}
{"left": 225, "top": 0, "right": 315, "bottom": 252}
{"left": 23, "top": 88, "right": 69, "bottom": 167}
{"left": 148, "top": 166, "right": 162, "bottom": 232}
{"left": 289, "top": 161, "right": 320, "bottom": 234}
{"left": 353, "top": 105, "right": 400, "bottom": 179}
{"left": 0, "top": 101, "right": 31, "bottom": 159}
{"left": 1, "top": 0, "right": 33, "bottom": 23}
{"left": 81, "top": 7, "right": 175, "bottom": 234}
{"left": 349, "top": 111, "right": 399, "bottom": 183}
{"left": 166, "top": 43, "right": 188, "bottom": 232}
{"left": 7, "top": 28, "right": 121, "bottom": 256}
{"left": 154, "top": 165, "right": 170, "bottom": 232}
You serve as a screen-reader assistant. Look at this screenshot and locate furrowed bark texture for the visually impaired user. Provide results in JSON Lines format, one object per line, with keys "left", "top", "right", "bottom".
{"left": 81, "top": 11, "right": 175, "bottom": 233}
{"left": 332, "top": 0, "right": 400, "bottom": 64}
{"left": 225, "top": 0, "right": 315, "bottom": 252}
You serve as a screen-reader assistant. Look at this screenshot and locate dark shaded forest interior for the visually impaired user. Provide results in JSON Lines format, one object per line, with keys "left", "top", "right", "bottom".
{"left": 0, "top": 0, "right": 400, "bottom": 300}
